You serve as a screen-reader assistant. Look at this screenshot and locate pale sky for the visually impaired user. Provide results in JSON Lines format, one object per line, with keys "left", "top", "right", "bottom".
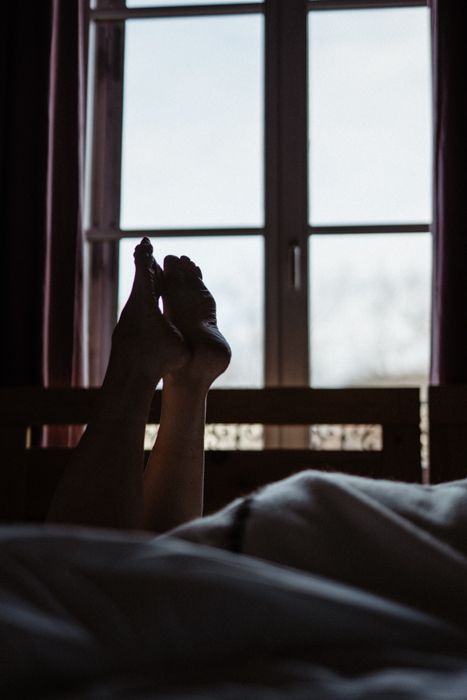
{"left": 120, "top": 14, "right": 264, "bottom": 229}
{"left": 309, "top": 8, "right": 432, "bottom": 225}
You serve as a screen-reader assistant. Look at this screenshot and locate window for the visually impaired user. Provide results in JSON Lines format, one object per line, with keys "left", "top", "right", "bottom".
{"left": 307, "top": 5, "right": 432, "bottom": 389}
{"left": 86, "top": 0, "right": 432, "bottom": 408}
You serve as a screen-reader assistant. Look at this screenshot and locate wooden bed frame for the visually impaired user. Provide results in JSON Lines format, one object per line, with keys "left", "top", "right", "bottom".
{"left": 429, "top": 385, "right": 467, "bottom": 484}
{"left": 0, "top": 386, "right": 422, "bottom": 522}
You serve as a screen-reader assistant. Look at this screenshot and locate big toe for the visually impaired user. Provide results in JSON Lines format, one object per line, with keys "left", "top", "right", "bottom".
{"left": 133, "top": 238, "right": 164, "bottom": 297}
{"left": 134, "top": 236, "right": 153, "bottom": 261}
{"left": 163, "top": 255, "right": 182, "bottom": 281}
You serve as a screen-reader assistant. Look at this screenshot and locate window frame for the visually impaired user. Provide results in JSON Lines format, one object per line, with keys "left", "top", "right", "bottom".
{"left": 86, "top": 0, "right": 431, "bottom": 414}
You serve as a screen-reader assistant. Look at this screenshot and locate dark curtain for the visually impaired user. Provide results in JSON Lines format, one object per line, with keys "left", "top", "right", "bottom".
{"left": 44, "top": 0, "right": 88, "bottom": 392}
{"left": 0, "top": 2, "right": 53, "bottom": 387}
{"left": 0, "top": 1, "right": 87, "bottom": 397}
{"left": 430, "top": 0, "right": 467, "bottom": 384}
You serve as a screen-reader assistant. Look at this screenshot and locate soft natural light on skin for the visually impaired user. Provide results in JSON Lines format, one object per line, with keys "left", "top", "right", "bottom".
{"left": 121, "top": 15, "right": 264, "bottom": 229}
{"left": 309, "top": 8, "right": 432, "bottom": 225}
{"left": 119, "top": 236, "right": 264, "bottom": 387}
{"left": 310, "top": 233, "right": 432, "bottom": 388}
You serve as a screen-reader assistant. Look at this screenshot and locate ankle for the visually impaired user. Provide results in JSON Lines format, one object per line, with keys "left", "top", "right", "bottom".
{"left": 163, "top": 369, "right": 214, "bottom": 396}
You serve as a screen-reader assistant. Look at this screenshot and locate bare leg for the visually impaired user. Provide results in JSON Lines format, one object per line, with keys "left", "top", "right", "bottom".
{"left": 143, "top": 255, "right": 231, "bottom": 533}
{"left": 47, "top": 239, "right": 189, "bottom": 530}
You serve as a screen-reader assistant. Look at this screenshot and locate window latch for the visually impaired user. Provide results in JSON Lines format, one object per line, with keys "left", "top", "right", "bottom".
{"left": 288, "top": 243, "right": 301, "bottom": 291}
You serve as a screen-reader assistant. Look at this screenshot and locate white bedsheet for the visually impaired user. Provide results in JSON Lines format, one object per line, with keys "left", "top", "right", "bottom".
{"left": 1, "top": 470, "right": 467, "bottom": 698}
{"left": 173, "top": 471, "right": 467, "bottom": 627}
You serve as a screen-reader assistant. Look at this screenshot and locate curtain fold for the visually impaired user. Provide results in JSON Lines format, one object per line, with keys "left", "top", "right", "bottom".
{"left": 430, "top": 0, "right": 467, "bottom": 384}
{"left": 44, "top": 0, "right": 88, "bottom": 392}
{"left": 44, "top": 0, "right": 88, "bottom": 447}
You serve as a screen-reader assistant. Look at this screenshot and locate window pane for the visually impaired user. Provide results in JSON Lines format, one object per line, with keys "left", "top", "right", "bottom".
{"left": 121, "top": 16, "right": 264, "bottom": 229}
{"left": 119, "top": 236, "right": 264, "bottom": 387}
{"left": 308, "top": 8, "right": 432, "bottom": 225}
{"left": 309, "top": 234, "right": 432, "bottom": 388}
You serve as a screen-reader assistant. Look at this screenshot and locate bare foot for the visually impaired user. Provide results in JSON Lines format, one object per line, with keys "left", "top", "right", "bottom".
{"left": 112, "top": 239, "right": 190, "bottom": 383}
{"left": 162, "top": 255, "right": 231, "bottom": 390}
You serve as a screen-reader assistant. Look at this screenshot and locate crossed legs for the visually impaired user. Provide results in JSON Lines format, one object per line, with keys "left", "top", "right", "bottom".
{"left": 46, "top": 238, "right": 231, "bottom": 533}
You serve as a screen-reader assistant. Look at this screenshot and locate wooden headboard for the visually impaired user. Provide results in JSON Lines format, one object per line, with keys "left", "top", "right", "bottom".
{"left": 429, "top": 385, "right": 467, "bottom": 483}
{"left": 0, "top": 386, "right": 422, "bottom": 522}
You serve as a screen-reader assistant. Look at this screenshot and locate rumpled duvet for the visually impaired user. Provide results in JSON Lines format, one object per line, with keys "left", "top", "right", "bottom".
{"left": 2, "top": 470, "right": 467, "bottom": 699}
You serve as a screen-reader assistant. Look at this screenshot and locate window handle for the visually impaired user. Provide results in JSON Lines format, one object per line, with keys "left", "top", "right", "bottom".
{"left": 288, "top": 243, "right": 301, "bottom": 291}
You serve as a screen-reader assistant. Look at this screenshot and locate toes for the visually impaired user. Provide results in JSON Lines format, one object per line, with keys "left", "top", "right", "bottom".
{"left": 180, "top": 256, "right": 203, "bottom": 280}
{"left": 134, "top": 237, "right": 153, "bottom": 261}
{"left": 132, "top": 239, "right": 164, "bottom": 303}
{"left": 164, "top": 255, "right": 203, "bottom": 282}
